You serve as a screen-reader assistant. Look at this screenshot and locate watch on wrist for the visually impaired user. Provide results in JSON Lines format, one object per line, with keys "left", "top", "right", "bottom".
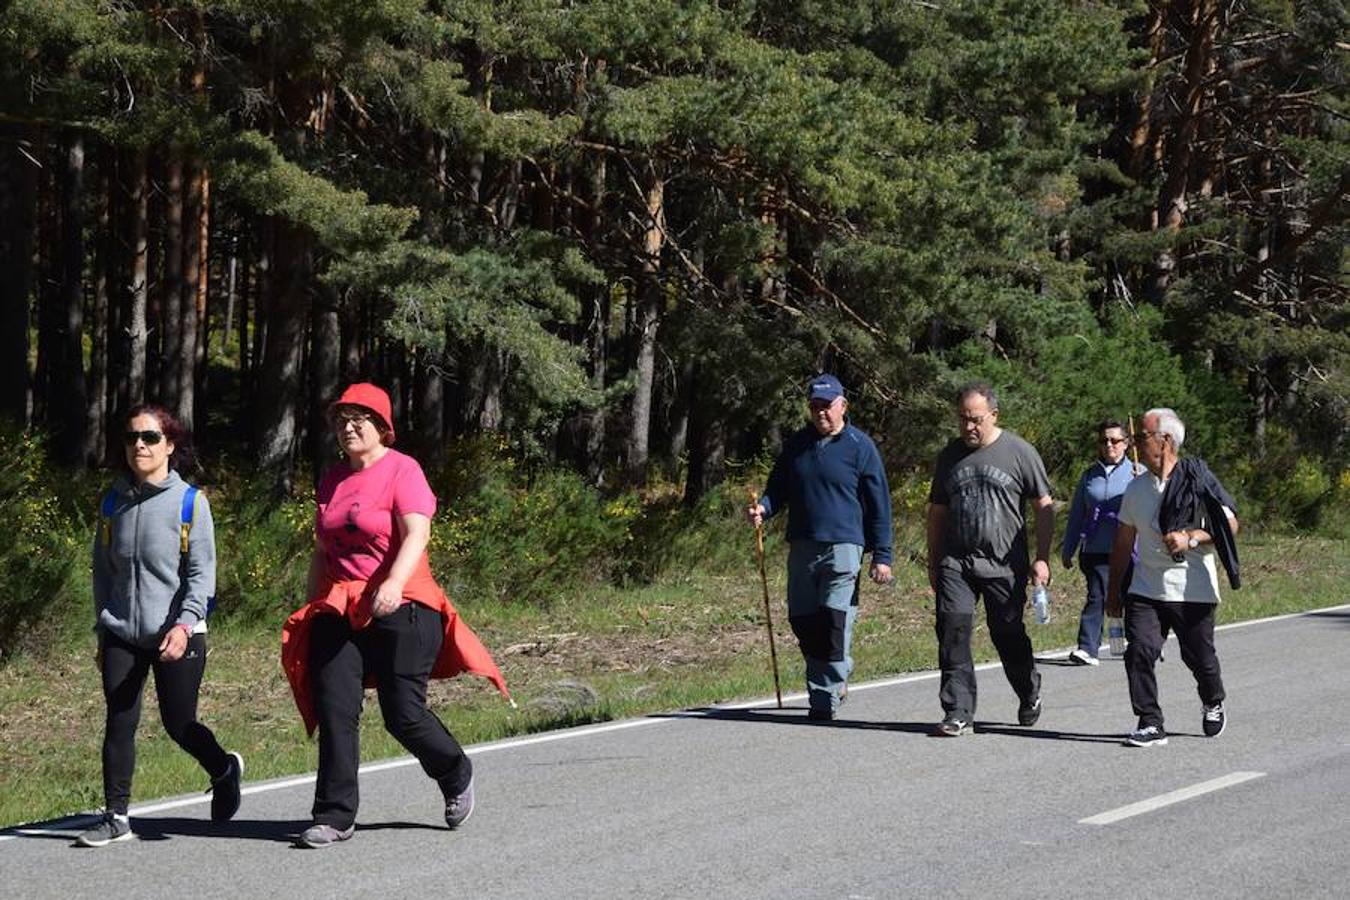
{"left": 1187, "top": 533, "right": 1199, "bottom": 550}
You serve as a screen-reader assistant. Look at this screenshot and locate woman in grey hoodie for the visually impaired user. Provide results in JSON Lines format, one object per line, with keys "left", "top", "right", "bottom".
{"left": 77, "top": 404, "right": 243, "bottom": 847}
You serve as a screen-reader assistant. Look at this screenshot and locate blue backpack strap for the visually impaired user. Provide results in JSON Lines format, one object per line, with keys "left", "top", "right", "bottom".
{"left": 99, "top": 490, "right": 118, "bottom": 548}
{"left": 179, "top": 484, "right": 216, "bottom": 619}
{"left": 179, "top": 485, "right": 198, "bottom": 555}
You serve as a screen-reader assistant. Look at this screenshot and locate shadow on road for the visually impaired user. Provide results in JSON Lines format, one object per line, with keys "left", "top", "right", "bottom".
{"left": 1305, "top": 609, "right": 1350, "bottom": 628}
{"left": 974, "top": 724, "right": 1124, "bottom": 744}
{"left": 132, "top": 816, "right": 310, "bottom": 844}
{"left": 652, "top": 707, "right": 1127, "bottom": 744}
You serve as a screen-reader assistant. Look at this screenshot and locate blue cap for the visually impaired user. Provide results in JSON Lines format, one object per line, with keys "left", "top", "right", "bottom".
{"left": 808, "top": 374, "right": 845, "bottom": 402}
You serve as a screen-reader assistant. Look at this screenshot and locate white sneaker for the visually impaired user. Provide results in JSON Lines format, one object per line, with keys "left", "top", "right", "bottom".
{"left": 1068, "top": 649, "right": 1099, "bottom": 666}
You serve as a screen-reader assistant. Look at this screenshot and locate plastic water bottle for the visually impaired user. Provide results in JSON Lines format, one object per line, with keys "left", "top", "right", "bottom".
{"left": 1032, "top": 585, "right": 1050, "bottom": 625}
{"left": 1107, "top": 617, "right": 1126, "bottom": 656}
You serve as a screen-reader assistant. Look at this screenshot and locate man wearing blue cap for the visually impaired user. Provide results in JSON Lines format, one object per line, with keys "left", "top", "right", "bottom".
{"left": 748, "top": 374, "right": 894, "bottom": 720}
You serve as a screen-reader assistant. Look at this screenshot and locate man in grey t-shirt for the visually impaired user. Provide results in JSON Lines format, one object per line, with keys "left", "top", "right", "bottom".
{"left": 926, "top": 383, "right": 1055, "bottom": 736}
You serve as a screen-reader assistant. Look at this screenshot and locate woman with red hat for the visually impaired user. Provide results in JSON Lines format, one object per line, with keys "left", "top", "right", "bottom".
{"left": 282, "top": 383, "right": 507, "bottom": 848}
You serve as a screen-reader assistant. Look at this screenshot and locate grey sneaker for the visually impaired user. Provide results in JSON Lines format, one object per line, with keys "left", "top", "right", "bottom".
{"left": 935, "top": 714, "right": 971, "bottom": 737}
{"left": 298, "top": 823, "right": 355, "bottom": 848}
{"left": 1125, "top": 724, "right": 1169, "bottom": 747}
{"left": 444, "top": 778, "right": 475, "bottom": 830}
{"left": 1202, "top": 703, "right": 1226, "bottom": 737}
{"left": 76, "top": 811, "right": 132, "bottom": 847}
{"left": 1068, "top": 649, "right": 1099, "bottom": 666}
{"left": 209, "top": 751, "right": 244, "bottom": 822}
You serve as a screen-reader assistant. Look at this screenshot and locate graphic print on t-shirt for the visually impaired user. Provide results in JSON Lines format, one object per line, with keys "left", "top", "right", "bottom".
{"left": 946, "top": 463, "right": 1023, "bottom": 562}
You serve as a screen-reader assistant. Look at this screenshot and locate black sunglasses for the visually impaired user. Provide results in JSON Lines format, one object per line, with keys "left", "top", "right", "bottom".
{"left": 124, "top": 430, "right": 165, "bottom": 446}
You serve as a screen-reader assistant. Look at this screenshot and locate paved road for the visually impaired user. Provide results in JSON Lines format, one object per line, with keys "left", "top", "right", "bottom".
{"left": 4, "top": 605, "right": 1348, "bottom": 899}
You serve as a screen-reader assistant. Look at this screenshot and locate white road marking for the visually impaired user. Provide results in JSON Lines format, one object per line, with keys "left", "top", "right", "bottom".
{"left": 1079, "top": 771, "right": 1267, "bottom": 825}
{"left": 5, "top": 602, "right": 1343, "bottom": 842}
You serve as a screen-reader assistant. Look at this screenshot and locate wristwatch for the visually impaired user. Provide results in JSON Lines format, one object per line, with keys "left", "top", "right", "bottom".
{"left": 1187, "top": 533, "right": 1200, "bottom": 550}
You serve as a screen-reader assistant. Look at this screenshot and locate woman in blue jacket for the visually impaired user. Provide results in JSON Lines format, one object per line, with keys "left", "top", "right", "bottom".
{"left": 77, "top": 404, "right": 242, "bottom": 847}
{"left": 1060, "top": 419, "right": 1140, "bottom": 665}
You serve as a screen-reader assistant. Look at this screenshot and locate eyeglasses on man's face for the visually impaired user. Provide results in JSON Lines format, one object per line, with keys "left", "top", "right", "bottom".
{"left": 1100, "top": 436, "right": 1128, "bottom": 446}
{"left": 1134, "top": 430, "right": 1168, "bottom": 444}
{"left": 958, "top": 413, "right": 991, "bottom": 427}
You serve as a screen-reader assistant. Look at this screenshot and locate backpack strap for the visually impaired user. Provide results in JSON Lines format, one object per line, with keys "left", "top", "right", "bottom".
{"left": 179, "top": 484, "right": 216, "bottom": 619}
{"left": 99, "top": 490, "right": 118, "bottom": 549}
{"left": 180, "top": 484, "right": 199, "bottom": 555}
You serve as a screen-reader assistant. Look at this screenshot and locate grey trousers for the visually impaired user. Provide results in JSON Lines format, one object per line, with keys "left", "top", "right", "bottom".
{"left": 786, "top": 541, "right": 862, "bottom": 713}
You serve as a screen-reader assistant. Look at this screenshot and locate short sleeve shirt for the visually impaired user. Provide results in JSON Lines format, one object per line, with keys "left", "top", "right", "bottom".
{"left": 316, "top": 449, "right": 437, "bottom": 582}
{"left": 929, "top": 431, "right": 1053, "bottom": 577}
{"left": 1117, "top": 472, "right": 1225, "bottom": 604}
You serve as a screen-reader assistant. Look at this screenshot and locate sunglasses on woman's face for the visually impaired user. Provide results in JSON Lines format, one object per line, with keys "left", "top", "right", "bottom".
{"left": 124, "top": 430, "right": 165, "bottom": 446}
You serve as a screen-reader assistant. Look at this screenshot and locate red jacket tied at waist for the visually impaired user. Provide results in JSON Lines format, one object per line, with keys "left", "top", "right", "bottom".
{"left": 281, "top": 557, "right": 510, "bottom": 736}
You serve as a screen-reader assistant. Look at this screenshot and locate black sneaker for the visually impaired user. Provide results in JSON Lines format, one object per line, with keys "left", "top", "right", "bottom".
{"left": 298, "top": 823, "right": 355, "bottom": 848}
{"left": 935, "top": 714, "right": 971, "bottom": 737}
{"left": 1125, "top": 724, "right": 1169, "bottom": 747}
{"left": 444, "top": 777, "right": 475, "bottom": 830}
{"left": 209, "top": 751, "right": 244, "bottom": 822}
{"left": 807, "top": 707, "right": 835, "bottom": 722}
{"left": 1202, "top": 703, "right": 1226, "bottom": 737}
{"left": 1017, "top": 695, "right": 1042, "bottom": 727}
{"left": 75, "top": 811, "right": 132, "bottom": 847}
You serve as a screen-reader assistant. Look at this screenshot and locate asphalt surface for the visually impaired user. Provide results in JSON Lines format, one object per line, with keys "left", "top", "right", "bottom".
{"left": 4, "top": 604, "right": 1348, "bottom": 899}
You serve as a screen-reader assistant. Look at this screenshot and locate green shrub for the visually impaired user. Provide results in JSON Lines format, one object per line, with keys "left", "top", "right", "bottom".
{"left": 428, "top": 438, "right": 637, "bottom": 604}
{"left": 0, "top": 422, "right": 100, "bottom": 657}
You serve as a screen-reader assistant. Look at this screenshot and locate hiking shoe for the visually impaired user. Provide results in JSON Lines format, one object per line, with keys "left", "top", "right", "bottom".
{"left": 75, "top": 811, "right": 132, "bottom": 847}
{"left": 935, "top": 714, "right": 971, "bottom": 737}
{"left": 1068, "top": 649, "right": 1099, "bottom": 666}
{"left": 807, "top": 707, "right": 835, "bottom": 722}
{"left": 1202, "top": 703, "right": 1227, "bottom": 737}
{"left": 1125, "top": 724, "right": 1169, "bottom": 747}
{"left": 298, "top": 823, "right": 355, "bottom": 848}
{"left": 444, "top": 778, "right": 475, "bottom": 830}
{"left": 1017, "top": 695, "right": 1042, "bottom": 727}
{"left": 209, "top": 751, "right": 244, "bottom": 822}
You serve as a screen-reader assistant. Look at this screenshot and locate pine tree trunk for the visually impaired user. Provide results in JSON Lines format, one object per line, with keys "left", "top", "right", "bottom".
{"left": 309, "top": 283, "right": 340, "bottom": 474}
{"left": 161, "top": 156, "right": 185, "bottom": 413}
{"left": 413, "top": 348, "right": 445, "bottom": 452}
{"left": 0, "top": 124, "right": 37, "bottom": 424}
{"left": 683, "top": 363, "right": 727, "bottom": 507}
{"left": 123, "top": 148, "right": 150, "bottom": 409}
{"left": 51, "top": 132, "right": 89, "bottom": 466}
{"left": 177, "top": 157, "right": 202, "bottom": 430}
{"left": 87, "top": 150, "right": 112, "bottom": 465}
{"left": 625, "top": 162, "right": 665, "bottom": 482}
{"left": 1151, "top": 0, "right": 1219, "bottom": 300}
{"left": 254, "top": 219, "right": 310, "bottom": 494}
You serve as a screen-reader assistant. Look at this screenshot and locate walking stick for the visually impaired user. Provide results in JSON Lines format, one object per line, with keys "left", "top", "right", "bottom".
{"left": 749, "top": 489, "right": 784, "bottom": 709}
{"left": 1128, "top": 413, "right": 1141, "bottom": 469}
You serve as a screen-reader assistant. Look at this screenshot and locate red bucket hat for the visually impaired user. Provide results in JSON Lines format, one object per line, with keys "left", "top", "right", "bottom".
{"left": 331, "top": 383, "right": 395, "bottom": 444}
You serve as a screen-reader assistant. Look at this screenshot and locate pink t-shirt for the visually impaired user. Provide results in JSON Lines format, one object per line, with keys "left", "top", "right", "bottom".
{"left": 316, "top": 449, "right": 437, "bottom": 582}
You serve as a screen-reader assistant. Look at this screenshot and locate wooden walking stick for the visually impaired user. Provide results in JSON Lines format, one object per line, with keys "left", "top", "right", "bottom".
{"left": 749, "top": 489, "right": 784, "bottom": 709}
{"left": 1128, "top": 413, "right": 1141, "bottom": 469}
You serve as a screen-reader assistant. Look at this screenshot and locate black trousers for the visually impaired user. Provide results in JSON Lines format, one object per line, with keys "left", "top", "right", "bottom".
{"left": 100, "top": 631, "right": 229, "bottom": 815}
{"left": 934, "top": 564, "right": 1040, "bottom": 719}
{"left": 309, "top": 603, "right": 472, "bottom": 829}
{"left": 1124, "top": 595, "right": 1225, "bottom": 729}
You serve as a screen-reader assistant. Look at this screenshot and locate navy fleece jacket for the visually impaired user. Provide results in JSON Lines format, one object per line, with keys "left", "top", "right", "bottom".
{"left": 759, "top": 423, "right": 894, "bottom": 565}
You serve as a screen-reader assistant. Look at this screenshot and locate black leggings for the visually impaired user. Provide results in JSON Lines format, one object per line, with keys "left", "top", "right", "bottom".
{"left": 100, "top": 631, "right": 230, "bottom": 814}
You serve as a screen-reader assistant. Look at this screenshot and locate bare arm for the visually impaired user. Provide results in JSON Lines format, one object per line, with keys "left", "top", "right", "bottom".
{"left": 1032, "top": 494, "right": 1054, "bottom": 585}
{"left": 1105, "top": 523, "right": 1137, "bottom": 618}
{"left": 371, "top": 513, "right": 432, "bottom": 616}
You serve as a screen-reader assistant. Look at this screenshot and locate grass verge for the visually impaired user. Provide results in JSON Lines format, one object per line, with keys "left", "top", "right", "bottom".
{"left": 1, "top": 531, "right": 1345, "bottom": 828}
